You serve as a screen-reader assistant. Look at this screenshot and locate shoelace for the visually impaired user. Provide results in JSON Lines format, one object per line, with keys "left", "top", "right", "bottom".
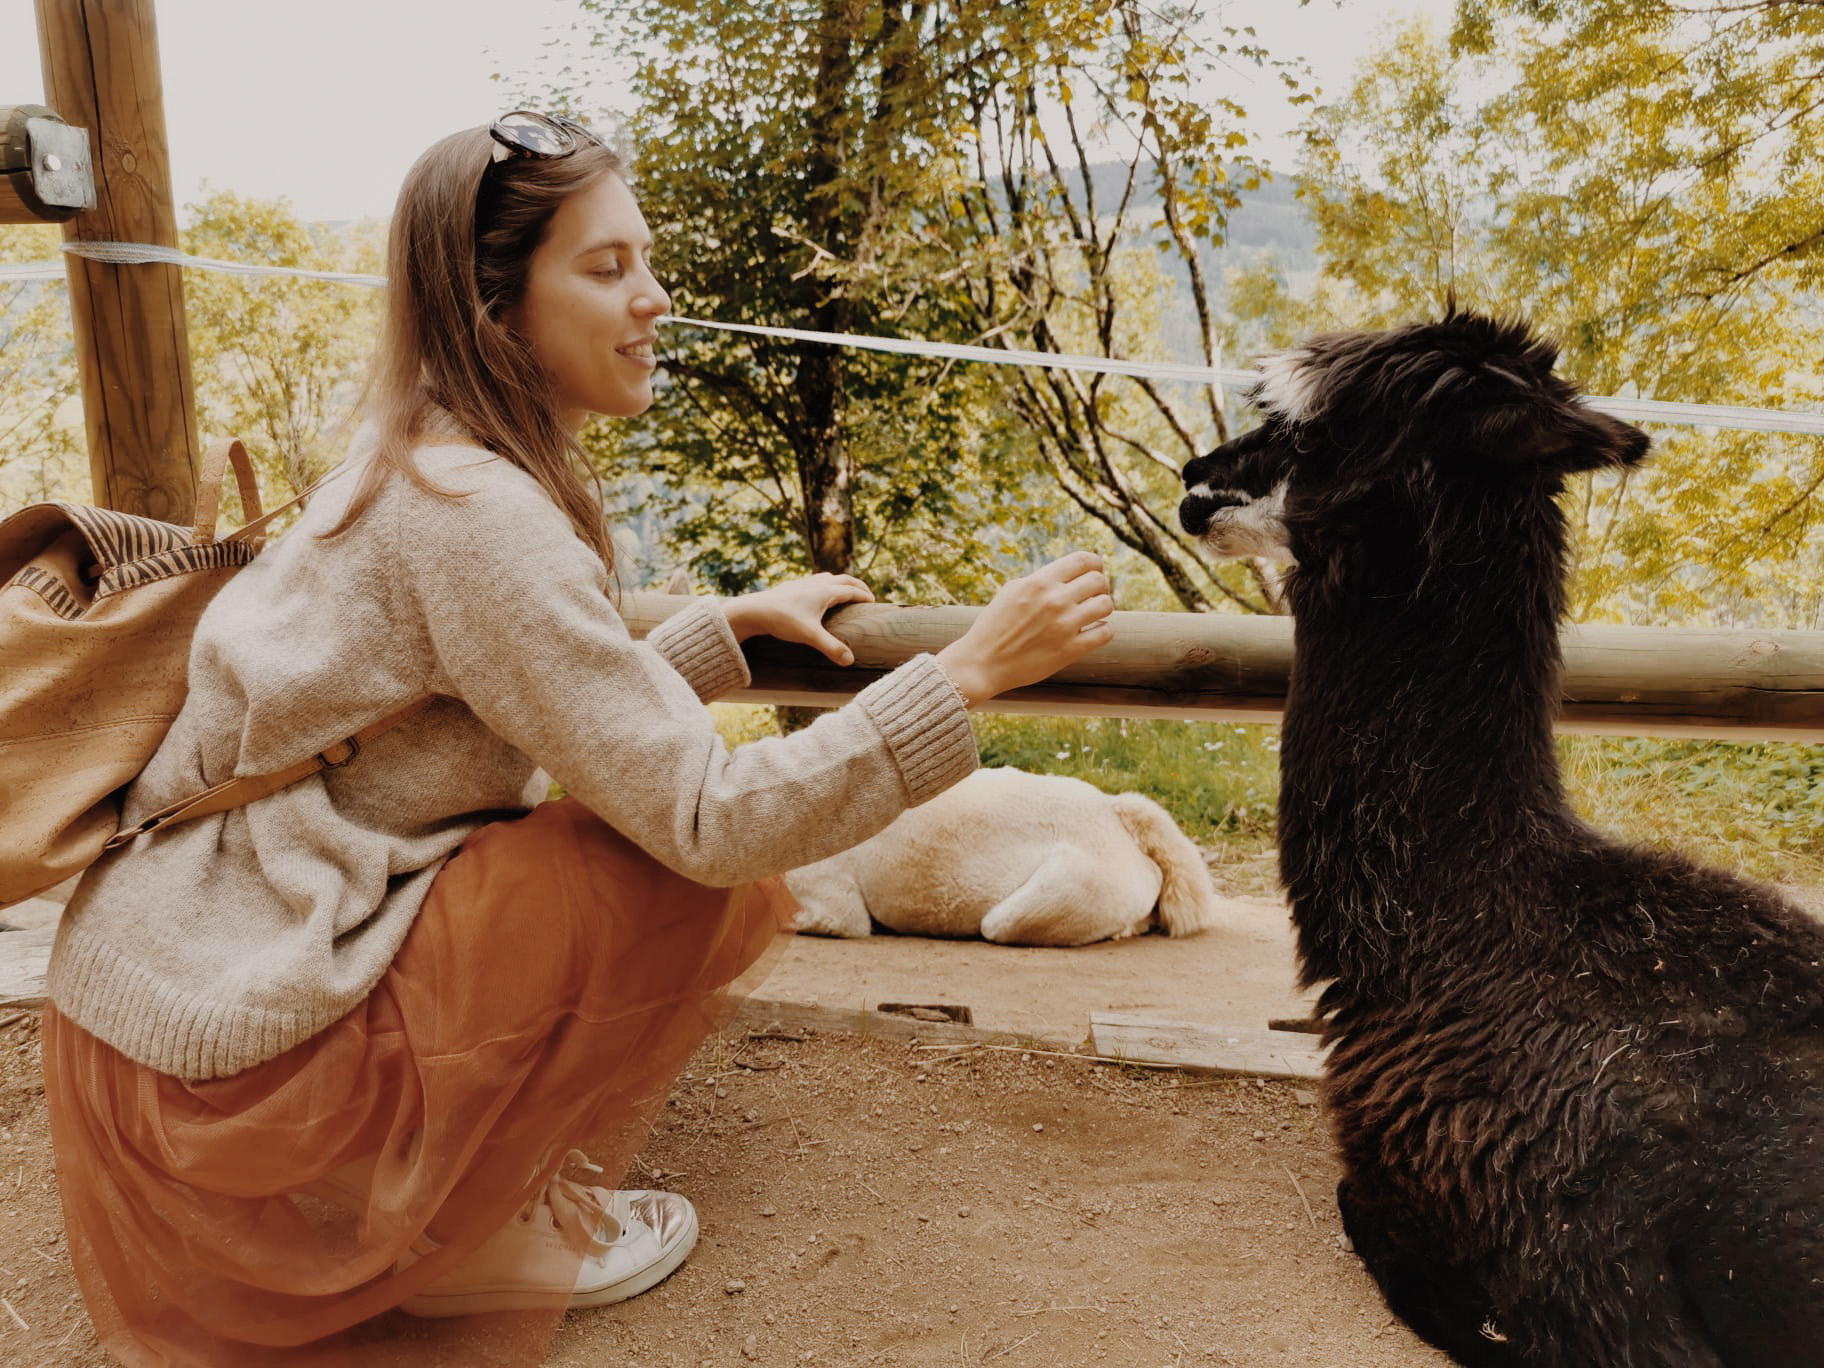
{"left": 524, "top": 1149, "right": 618, "bottom": 1253}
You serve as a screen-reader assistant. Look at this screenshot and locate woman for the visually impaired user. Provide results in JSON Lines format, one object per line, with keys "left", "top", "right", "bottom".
{"left": 42, "top": 111, "right": 1113, "bottom": 1365}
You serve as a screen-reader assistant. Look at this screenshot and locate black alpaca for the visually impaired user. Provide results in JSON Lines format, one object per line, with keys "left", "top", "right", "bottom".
{"left": 1178, "top": 313, "right": 1824, "bottom": 1367}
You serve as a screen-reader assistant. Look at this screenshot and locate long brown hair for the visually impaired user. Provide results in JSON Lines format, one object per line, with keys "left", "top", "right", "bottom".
{"left": 324, "top": 125, "right": 625, "bottom": 570}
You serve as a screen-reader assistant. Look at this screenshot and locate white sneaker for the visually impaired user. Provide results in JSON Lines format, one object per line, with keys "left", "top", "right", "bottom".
{"left": 399, "top": 1151, "right": 699, "bottom": 1317}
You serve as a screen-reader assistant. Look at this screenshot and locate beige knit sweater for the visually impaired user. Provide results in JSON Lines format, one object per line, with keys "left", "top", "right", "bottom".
{"left": 49, "top": 443, "right": 978, "bottom": 1080}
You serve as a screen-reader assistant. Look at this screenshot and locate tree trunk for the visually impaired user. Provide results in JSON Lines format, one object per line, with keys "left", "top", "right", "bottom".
{"left": 776, "top": 0, "right": 866, "bottom": 736}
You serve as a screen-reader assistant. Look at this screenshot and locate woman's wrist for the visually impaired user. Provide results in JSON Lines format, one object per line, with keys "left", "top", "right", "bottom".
{"left": 718, "top": 593, "right": 765, "bottom": 643}
{"left": 933, "top": 642, "right": 993, "bottom": 709}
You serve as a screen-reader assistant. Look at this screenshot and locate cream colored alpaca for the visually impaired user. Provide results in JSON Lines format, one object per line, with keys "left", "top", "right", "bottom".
{"left": 786, "top": 767, "right": 1234, "bottom": 946}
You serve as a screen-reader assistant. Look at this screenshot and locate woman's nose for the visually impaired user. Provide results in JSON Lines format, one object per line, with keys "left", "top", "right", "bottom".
{"left": 635, "top": 268, "right": 671, "bottom": 317}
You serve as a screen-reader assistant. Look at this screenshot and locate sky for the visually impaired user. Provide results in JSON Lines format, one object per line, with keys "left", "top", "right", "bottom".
{"left": 0, "top": 0, "right": 1454, "bottom": 225}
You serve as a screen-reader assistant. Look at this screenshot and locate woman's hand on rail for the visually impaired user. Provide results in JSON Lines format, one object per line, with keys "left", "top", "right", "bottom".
{"left": 722, "top": 573, "right": 875, "bottom": 665}
{"left": 935, "top": 551, "right": 1115, "bottom": 708}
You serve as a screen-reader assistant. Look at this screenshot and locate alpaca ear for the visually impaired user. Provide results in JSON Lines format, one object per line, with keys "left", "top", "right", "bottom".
{"left": 1470, "top": 397, "right": 1650, "bottom": 475}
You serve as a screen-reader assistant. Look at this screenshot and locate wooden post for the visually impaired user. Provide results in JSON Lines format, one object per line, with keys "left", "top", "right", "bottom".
{"left": 35, "top": 0, "right": 199, "bottom": 522}
{"left": 621, "top": 594, "right": 1824, "bottom": 742}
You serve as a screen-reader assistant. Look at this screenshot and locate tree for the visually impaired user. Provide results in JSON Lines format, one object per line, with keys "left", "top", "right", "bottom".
{"left": 0, "top": 225, "right": 85, "bottom": 510}
{"left": 568, "top": 0, "right": 1000, "bottom": 598}
{"left": 555, "top": 0, "right": 1301, "bottom": 616}
{"left": 1226, "top": 14, "right": 1824, "bottom": 628}
{"left": 181, "top": 191, "right": 383, "bottom": 515}
{"left": 1454, "top": 0, "right": 1824, "bottom": 298}
{"left": 912, "top": 1, "right": 1306, "bottom": 613}
{"left": 2, "top": 202, "right": 380, "bottom": 525}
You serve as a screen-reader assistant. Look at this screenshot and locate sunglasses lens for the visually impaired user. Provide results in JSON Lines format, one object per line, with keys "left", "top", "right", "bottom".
{"left": 492, "top": 112, "right": 574, "bottom": 158}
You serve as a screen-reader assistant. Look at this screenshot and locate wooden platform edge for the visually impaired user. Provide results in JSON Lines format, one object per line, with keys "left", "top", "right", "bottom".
{"left": 1089, "top": 1011, "right": 1328, "bottom": 1081}
{"left": 0, "top": 925, "right": 54, "bottom": 1008}
{"left": 3, "top": 948, "right": 1330, "bottom": 1087}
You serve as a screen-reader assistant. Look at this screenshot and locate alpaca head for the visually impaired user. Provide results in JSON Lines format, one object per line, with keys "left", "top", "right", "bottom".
{"left": 1179, "top": 312, "right": 1651, "bottom": 568}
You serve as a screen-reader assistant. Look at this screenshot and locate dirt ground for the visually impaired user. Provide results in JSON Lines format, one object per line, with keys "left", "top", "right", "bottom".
{"left": 0, "top": 1003, "right": 1449, "bottom": 1367}
{"left": 9, "top": 862, "right": 1824, "bottom": 1366}
{"left": 8, "top": 869, "right": 1824, "bottom": 1365}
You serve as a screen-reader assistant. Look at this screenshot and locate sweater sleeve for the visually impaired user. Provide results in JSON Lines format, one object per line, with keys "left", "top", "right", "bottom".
{"left": 393, "top": 455, "right": 977, "bottom": 885}
{"left": 642, "top": 597, "right": 750, "bottom": 702}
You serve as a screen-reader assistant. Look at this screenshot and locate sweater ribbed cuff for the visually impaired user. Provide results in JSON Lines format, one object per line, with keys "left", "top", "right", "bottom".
{"left": 646, "top": 598, "right": 751, "bottom": 702}
{"left": 854, "top": 654, "right": 978, "bottom": 806}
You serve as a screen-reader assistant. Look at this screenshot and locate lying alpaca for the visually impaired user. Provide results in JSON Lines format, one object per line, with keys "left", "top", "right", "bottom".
{"left": 786, "top": 767, "right": 1231, "bottom": 945}
{"left": 1178, "top": 312, "right": 1823, "bottom": 1367}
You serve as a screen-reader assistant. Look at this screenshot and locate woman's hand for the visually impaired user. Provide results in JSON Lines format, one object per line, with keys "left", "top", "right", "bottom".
{"left": 935, "top": 551, "right": 1114, "bottom": 707}
{"left": 722, "top": 573, "right": 875, "bottom": 665}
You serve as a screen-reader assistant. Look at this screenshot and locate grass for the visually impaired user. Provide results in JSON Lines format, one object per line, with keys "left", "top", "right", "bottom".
{"left": 969, "top": 713, "right": 1281, "bottom": 843}
{"left": 1558, "top": 735, "right": 1824, "bottom": 886}
{"left": 713, "top": 702, "right": 1824, "bottom": 891}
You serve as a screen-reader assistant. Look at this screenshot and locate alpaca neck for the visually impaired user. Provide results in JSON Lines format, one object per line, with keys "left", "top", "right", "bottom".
{"left": 1278, "top": 487, "right": 1574, "bottom": 989}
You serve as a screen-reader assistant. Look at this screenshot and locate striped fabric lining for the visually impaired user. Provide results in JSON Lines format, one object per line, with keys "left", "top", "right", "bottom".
{"left": 49, "top": 503, "right": 261, "bottom": 600}
{"left": 60, "top": 504, "right": 192, "bottom": 567}
{"left": 97, "top": 540, "right": 259, "bottom": 596}
{"left": 7, "top": 565, "right": 83, "bottom": 620}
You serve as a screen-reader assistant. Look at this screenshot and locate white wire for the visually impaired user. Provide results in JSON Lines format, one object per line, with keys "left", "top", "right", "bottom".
{"left": 665, "top": 313, "right": 1261, "bottom": 389}
{"left": 60, "top": 240, "right": 389, "bottom": 287}
{"left": 0, "top": 260, "right": 66, "bottom": 282}
{"left": 3, "top": 241, "right": 1823, "bottom": 436}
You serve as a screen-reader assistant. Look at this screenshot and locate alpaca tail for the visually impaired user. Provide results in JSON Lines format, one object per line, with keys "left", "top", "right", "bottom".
{"left": 1109, "top": 793, "right": 1225, "bottom": 936}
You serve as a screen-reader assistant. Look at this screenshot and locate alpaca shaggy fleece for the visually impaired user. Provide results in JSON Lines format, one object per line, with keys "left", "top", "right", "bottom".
{"left": 785, "top": 767, "right": 1233, "bottom": 946}
{"left": 1179, "top": 311, "right": 1824, "bottom": 1368}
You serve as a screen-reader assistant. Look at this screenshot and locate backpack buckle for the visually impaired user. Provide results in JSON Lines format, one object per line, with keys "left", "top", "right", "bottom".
{"left": 319, "top": 737, "right": 360, "bottom": 768}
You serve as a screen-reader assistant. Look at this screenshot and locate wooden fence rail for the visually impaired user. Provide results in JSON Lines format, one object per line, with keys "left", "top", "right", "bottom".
{"left": 622, "top": 592, "right": 1824, "bottom": 742}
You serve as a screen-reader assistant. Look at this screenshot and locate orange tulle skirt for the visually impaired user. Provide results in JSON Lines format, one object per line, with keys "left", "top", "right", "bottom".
{"left": 43, "top": 798, "right": 795, "bottom": 1366}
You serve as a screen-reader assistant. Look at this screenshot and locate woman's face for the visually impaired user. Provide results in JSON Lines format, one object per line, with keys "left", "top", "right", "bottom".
{"left": 511, "top": 172, "right": 671, "bottom": 429}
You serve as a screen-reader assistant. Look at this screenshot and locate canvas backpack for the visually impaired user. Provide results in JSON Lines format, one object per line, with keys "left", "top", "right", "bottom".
{"left": 0, "top": 438, "right": 424, "bottom": 908}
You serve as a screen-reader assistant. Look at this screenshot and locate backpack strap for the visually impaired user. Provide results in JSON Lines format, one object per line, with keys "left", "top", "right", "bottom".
{"left": 224, "top": 471, "right": 335, "bottom": 547}
{"left": 102, "top": 696, "right": 439, "bottom": 851}
{"left": 192, "top": 438, "right": 264, "bottom": 546}
{"left": 196, "top": 435, "right": 347, "bottom": 551}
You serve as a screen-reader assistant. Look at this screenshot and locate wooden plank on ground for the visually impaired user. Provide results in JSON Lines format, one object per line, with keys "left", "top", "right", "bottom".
{"left": 0, "top": 926, "right": 53, "bottom": 1008}
{"left": 732, "top": 997, "right": 1079, "bottom": 1052}
{"left": 1090, "top": 1011, "right": 1327, "bottom": 1081}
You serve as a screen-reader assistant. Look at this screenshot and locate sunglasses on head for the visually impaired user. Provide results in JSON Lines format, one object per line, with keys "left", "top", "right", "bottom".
{"left": 488, "top": 110, "right": 602, "bottom": 163}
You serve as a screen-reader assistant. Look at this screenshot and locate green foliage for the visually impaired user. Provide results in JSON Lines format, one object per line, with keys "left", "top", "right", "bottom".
{"left": 543, "top": 0, "right": 1302, "bottom": 612}
{"left": 1223, "top": 12, "right": 1824, "bottom": 629}
{"left": 898, "top": 0, "right": 1302, "bottom": 614}
{"left": 555, "top": 0, "right": 1022, "bottom": 595}
{"left": 1560, "top": 735, "right": 1824, "bottom": 884}
{"left": 0, "top": 225, "right": 85, "bottom": 512}
{"left": 182, "top": 191, "right": 384, "bottom": 517}
{"left": 707, "top": 702, "right": 783, "bottom": 748}
{"left": 971, "top": 713, "right": 1282, "bottom": 842}
{"left": 0, "top": 201, "right": 382, "bottom": 524}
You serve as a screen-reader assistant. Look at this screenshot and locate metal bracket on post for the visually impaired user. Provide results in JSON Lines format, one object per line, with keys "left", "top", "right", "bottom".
{"left": 0, "top": 103, "right": 96, "bottom": 222}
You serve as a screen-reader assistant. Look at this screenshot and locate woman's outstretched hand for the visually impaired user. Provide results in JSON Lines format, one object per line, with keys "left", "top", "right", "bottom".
{"left": 722, "top": 573, "right": 875, "bottom": 665}
{"left": 719, "top": 554, "right": 1114, "bottom": 701}
{"left": 935, "top": 551, "right": 1115, "bottom": 707}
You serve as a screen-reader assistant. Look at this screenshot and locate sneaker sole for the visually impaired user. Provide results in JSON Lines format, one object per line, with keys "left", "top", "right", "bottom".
{"left": 571, "top": 1202, "right": 698, "bottom": 1310}
{"left": 399, "top": 1204, "right": 699, "bottom": 1318}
